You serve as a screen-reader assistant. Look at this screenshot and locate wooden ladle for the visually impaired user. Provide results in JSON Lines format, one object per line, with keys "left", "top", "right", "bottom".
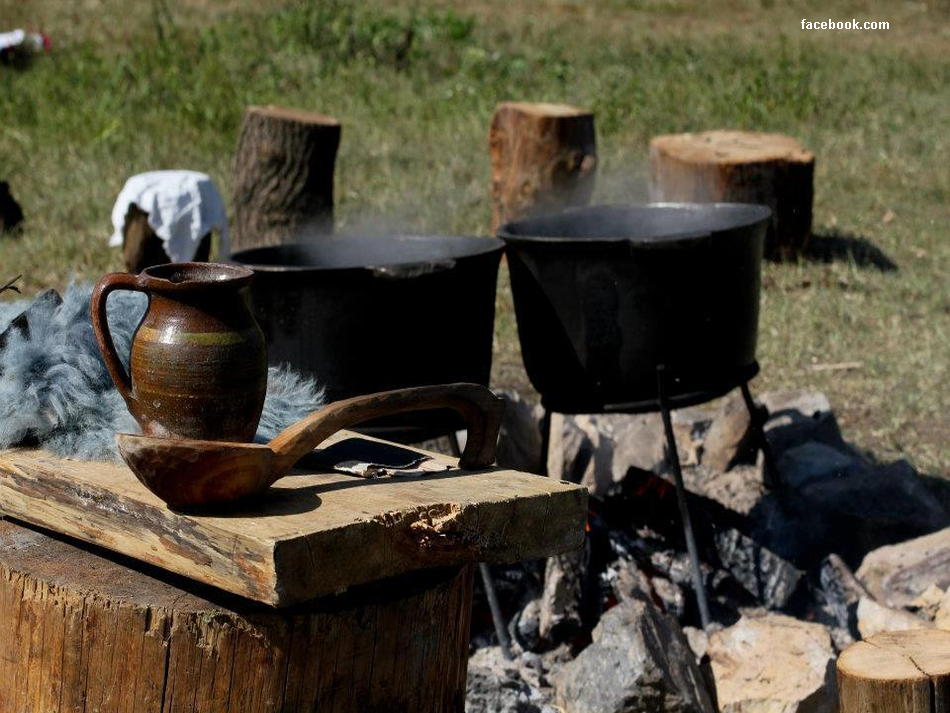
{"left": 116, "top": 383, "right": 505, "bottom": 510}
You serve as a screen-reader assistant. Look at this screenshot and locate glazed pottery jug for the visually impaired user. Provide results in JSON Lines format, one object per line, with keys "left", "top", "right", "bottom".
{"left": 92, "top": 262, "right": 267, "bottom": 442}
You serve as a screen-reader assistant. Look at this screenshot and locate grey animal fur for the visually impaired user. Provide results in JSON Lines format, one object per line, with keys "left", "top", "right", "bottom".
{"left": 0, "top": 283, "right": 324, "bottom": 460}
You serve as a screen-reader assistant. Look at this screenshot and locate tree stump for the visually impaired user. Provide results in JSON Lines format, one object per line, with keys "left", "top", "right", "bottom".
{"left": 231, "top": 105, "right": 341, "bottom": 253}
{"left": 649, "top": 130, "right": 814, "bottom": 260}
{"left": 838, "top": 629, "right": 950, "bottom": 712}
{"left": 0, "top": 180, "right": 23, "bottom": 235}
{"left": 121, "top": 204, "right": 211, "bottom": 273}
{"left": 489, "top": 101, "right": 597, "bottom": 234}
{"left": 0, "top": 518, "right": 473, "bottom": 712}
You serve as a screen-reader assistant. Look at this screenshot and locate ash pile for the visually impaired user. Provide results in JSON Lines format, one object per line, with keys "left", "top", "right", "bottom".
{"left": 466, "top": 390, "right": 950, "bottom": 713}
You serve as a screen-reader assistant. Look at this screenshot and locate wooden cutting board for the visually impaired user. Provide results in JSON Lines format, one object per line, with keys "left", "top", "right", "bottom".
{"left": 0, "top": 432, "right": 587, "bottom": 607}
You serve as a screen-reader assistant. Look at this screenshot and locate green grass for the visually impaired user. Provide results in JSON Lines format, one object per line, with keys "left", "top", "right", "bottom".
{"left": 1, "top": 0, "right": 948, "bottom": 474}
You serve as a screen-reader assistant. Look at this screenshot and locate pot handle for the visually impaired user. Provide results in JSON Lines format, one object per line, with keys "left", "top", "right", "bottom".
{"left": 91, "top": 272, "right": 147, "bottom": 420}
{"left": 268, "top": 383, "right": 505, "bottom": 479}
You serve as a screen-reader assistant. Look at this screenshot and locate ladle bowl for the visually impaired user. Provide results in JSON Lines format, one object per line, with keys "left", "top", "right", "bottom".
{"left": 116, "top": 383, "right": 504, "bottom": 510}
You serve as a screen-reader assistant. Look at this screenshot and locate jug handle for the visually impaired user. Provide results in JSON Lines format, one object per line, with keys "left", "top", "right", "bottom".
{"left": 92, "top": 273, "right": 147, "bottom": 420}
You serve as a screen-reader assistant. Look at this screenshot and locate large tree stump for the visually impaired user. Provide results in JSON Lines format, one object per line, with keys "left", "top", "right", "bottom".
{"left": 838, "top": 629, "right": 950, "bottom": 712}
{"left": 121, "top": 204, "right": 211, "bottom": 273}
{"left": 0, "top": 518, "right": 473, "bottom": 712}
{"left": 489, "top": 101, "right": 597, "bottom": 234}
{"left": 649, "top": 130, "right": 814, "bottom": 260}
{"left": 231, "top": 105, "right": 341, "bottom": 253}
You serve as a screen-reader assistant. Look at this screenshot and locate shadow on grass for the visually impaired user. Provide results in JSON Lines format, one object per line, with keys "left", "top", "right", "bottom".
{"left": 805, "top": 231, "right": 898, "bottom": 272}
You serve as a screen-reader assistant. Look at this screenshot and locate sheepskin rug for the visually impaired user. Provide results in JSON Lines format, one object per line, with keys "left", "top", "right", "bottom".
{"left": 0, "top": 283, "right": 324, "bottom": 460}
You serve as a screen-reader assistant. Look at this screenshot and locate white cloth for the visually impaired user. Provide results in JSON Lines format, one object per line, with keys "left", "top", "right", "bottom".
{"left": 109, "top": 171, "right": 229, "bottom": 262}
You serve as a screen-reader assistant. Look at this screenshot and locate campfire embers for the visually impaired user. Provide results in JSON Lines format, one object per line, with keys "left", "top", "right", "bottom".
{"left": 467, "top": 388, "right": 950, "bottom": 713}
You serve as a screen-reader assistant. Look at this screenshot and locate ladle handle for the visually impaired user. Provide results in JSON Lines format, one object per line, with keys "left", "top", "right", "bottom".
{"left": 268, "top": 383, "right": 505, "bottom": 479}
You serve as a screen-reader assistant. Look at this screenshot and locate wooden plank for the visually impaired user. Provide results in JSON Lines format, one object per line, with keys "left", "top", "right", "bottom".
{"left": 0, "top": 432, "right": 587, "bottom": 606}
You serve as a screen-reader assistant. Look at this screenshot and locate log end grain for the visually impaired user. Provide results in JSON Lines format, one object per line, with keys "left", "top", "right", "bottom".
{"left": 838, "top": 629, "right": 950, "bottom": 713}
{"left": 649, "top": 129, "right": 814, "bottom": 260}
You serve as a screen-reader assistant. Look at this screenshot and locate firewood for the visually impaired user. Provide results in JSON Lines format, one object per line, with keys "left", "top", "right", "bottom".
{"left": 489, "top": 101, "right": 597, "bottom": 233}
{"left": 838, "top": 629, "right": 950, "bottom": 712}
{"left": 649, "top": 130, "right": 814, "bottom": 260}
{"left": 231, "top": 105, "right": 341, "bottom": 252}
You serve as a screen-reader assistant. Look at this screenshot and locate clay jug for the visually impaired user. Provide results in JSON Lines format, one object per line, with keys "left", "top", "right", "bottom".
{"left": 92, "top": 262, "right": 267, "bottom": 442}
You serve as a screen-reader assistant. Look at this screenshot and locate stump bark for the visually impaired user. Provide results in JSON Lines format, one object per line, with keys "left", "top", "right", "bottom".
{"left": 231, "top": 105, "right": 341, "bottom": 253}
{"left": 838, "top": 629, "right": 950, "bottom": 712}
{"left": 0, "top": 518, "right": 473, "bottom": 713}
{"left": 121, "top": 203, "right": 210, "bottom": 273}
{"left": 649, "top": 130, "right": 814, "bottom": 260}
{"left": 489, "top": 101, "right": 597, "bottom": 234}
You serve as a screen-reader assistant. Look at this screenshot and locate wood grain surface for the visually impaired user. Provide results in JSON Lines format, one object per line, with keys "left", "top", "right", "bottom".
{"left": 0, "top": 432, "right": 587, "bottom": 606}
{"left": 0, "top": 518, "right": 473, "bottom": 713}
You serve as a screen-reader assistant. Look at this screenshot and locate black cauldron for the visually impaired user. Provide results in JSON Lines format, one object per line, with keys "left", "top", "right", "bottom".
{"left": 232, "top": 234, "right": 504, "bottom": 438}
{"left": 498, "top": 203, "right": 771, "bottom": 413}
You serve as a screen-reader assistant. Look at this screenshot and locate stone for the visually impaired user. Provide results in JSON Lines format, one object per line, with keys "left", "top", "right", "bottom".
{"left": 776, "top": 442, "right": 862, "bottom": 491}
{"left": 684, "top": 463, "right": 766, "bottom": 517}
{"left": 672, "top": 407, "right": 715, "bottom": 467}
{"left": 856, "top": 526, "right": 950, "bottom": 609}
{"left": 794, "top": 459, "right": 949, "bottom": 564}
{"left": 547, "top": 412, "right": 668, "bottom": 497}
{"left": 702, "top": 390, "right": 756, "bottom": 472}
{"left": 707, "top": 611, "right": 837, "bottom": 713}
{"left": 814, "top": 554, "right": 868, "bottom": 645}
{"left": 855, "top": 597, "right": 932, "bottom": 639}
{"left": 512, "top": 598, "right": 543, "bottom": 653}
{"left": 496, "top": 390, "right": 546, "bottom": 474}
{"left": 713, "top": 527, "right": 804, "bottom": 610}
{"left": 934, "top": 589, "right": 950, "bottom": 631}
{"left": 760, "top": 390, "right": 844, "bottom": 455}
{"left": 539, "top": 548, "right": 585, "bottom": 643}
{"left": 909, "top": 583, "right": 945, "bottom": 619}
{"left": 466, "top": 646, "right": 549, "bottom": 713}
{"left": 682, "top": 626, "right": 710, "bottom": 663}
{"left": 553, "top": 597, "right": 715, "bottom": 713}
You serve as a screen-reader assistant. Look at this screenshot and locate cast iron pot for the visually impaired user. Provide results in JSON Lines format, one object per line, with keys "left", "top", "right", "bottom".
{"left": 231, "top": 234, "right": 504, "bottom": 438}
{"left": 498, "top": 203, "right": 771, "bottom": 413}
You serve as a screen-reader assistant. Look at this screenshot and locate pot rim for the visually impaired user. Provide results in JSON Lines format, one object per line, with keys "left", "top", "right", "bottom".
{"left": 230, "top": 234, "right": 505, "bottom": 273}
{"left": 497, "top": 202, "right": 772, "bottom": 248}
{"left": 140, "top": 262, "right": 254, "bottom": 291}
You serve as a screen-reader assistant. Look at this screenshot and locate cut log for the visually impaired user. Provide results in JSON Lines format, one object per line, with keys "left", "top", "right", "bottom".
{"left": 0, "top": 180, "right": 23, "bottom": 235}
{"left": 121, "top": 203, "right": 210, "bottom": 272}
{"left": 649, "top": 130, "right": 814, "bottom": 260}
{"left": 838, "top": 629, "right": 950, "bottom": 712}
{"left": 231, "top": 105, "right": 341, "bottom": 252}
{"left": 489, "top": 101, "right": 597, "bottom": 234}
{"left": 0, "top": 518, "right": 472, "bottom": 713}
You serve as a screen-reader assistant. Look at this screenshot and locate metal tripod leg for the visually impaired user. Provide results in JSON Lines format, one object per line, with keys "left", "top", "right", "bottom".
{"left": 739, "top": 380, "right": 780, "bottom": 492}
{"left": 448, "top": 430, "right": 514, "bottom": 659}
{"left": 656, "top": 365, "right": 712, "bottom": 631}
